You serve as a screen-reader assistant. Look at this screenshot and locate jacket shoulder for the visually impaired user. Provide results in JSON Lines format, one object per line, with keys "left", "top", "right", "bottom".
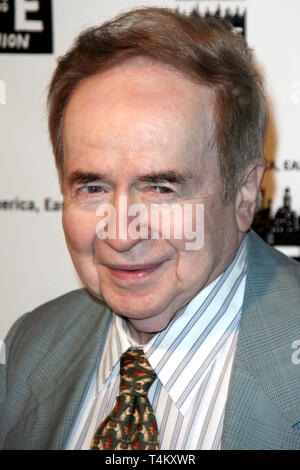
{"left": 3, "top": 288, "right": 108, "bottom": 368}
{"left": 0, "top": 289, "right": 111, "bottom": 449}
{"left": 247, "top": 230, "right": 300, "bottom": 277}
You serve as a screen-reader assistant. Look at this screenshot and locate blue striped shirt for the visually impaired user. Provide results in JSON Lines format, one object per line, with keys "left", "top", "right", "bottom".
{"left": 66, "top": 237, "right": 247, "bottom": 450}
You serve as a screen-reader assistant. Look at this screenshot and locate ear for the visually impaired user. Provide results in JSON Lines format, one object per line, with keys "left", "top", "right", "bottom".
{"left": 235, "top": 159, "right": 265, "bottom": 233}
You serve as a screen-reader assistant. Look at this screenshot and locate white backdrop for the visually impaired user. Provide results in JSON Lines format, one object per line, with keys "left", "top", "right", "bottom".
{"left": 1, "top": 0, "right": 300, "bottom": 340}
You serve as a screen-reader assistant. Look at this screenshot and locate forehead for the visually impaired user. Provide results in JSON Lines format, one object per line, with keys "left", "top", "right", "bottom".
{"left": 62, "top": 60, "right": 217, "bottom": 175}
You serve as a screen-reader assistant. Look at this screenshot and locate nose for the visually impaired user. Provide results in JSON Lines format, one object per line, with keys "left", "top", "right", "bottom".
{"left": 96, "top": 194, "right": 149, "bottom": 253}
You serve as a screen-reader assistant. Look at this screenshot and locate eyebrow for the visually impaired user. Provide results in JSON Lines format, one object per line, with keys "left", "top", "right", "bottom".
{"left": 136, "top": 171, "right": 190, "bottom": 185}
{"left": 68, "top": 170, "right": 191, "bottom": 186}
{"left": 68, "top": 171, "right": 109, "bottom": 185}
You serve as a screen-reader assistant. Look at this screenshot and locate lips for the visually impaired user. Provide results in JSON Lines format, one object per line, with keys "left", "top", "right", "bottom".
{"left": 105, "top": 261, "right": 164, "bottom": 281}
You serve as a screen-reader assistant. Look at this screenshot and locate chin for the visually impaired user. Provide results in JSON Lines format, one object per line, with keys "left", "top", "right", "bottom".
{"left": 102, "top": 291, "right": 168, "bottom": 321}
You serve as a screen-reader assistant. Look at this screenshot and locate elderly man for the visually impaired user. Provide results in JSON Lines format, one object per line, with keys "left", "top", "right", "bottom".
{"left": 1, "top": 7, "right": 300, "bottom": 450}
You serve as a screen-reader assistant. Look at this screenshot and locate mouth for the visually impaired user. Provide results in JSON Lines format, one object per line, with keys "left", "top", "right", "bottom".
{"left": 104, "top": 261, "right": 165, "bottom": 281}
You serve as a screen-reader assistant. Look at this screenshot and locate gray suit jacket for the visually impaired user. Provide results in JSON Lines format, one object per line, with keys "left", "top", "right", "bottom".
{"left": 1, "top": 231, "right": 300, "bottom": 449}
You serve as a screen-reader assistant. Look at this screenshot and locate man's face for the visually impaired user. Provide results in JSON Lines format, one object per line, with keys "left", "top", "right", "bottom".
{"left": 62, "top": 61, "right": 241, "bottom": 342}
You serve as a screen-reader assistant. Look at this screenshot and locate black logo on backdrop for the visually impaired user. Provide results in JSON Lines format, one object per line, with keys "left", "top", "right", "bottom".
{"left": 178, "top": 5, "right": 246, "bottom": 37}
{"left": 253, "top": 188, "right": 300, "bottom": 249}
{"left": 0, "top": 0, "right": 52, "bottom": 53}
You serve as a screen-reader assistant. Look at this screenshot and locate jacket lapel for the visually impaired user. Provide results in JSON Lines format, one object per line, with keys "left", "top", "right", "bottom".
{"left": 222, "top": 231, "right": 300, "bottom": 449}
{"left": 5, "top": 299, "right": 112, "bottom": 450}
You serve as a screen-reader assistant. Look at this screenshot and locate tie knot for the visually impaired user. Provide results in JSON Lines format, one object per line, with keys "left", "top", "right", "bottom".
{"left": 119, "top": 347, "right": 156, "bottom": 396}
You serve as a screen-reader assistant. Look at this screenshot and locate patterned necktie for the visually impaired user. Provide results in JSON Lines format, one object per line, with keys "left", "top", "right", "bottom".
{"left": 90, "top": 347, "right": 160, "bottom": 450}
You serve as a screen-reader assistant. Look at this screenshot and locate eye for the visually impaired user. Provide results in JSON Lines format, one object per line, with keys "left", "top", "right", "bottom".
{"left": 79, "top": 185, "right": 106, "bottom": 194}
{"left": 151, "top": 186, "right": 174, "bottom": 194}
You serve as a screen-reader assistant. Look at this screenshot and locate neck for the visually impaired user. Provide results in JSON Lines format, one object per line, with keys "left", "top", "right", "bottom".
{"left": 127, "top": 321, "right": 157, "bottom": 345}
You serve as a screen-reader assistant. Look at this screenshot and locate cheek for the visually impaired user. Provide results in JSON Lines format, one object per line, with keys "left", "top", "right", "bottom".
{"left": 164, "top": 203, "right": 207, "bottom": 254}
{"left": 167, "top": 203, "right": 234, "bottom": 283}
{"left": 62, "top": 208, "right": 96, "bottom": 254}
{"left": 201, "top": 202, "right": 239, "bottom": 268}
{"left": 151, "top": 204, "right": 205, "bottom": 251}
